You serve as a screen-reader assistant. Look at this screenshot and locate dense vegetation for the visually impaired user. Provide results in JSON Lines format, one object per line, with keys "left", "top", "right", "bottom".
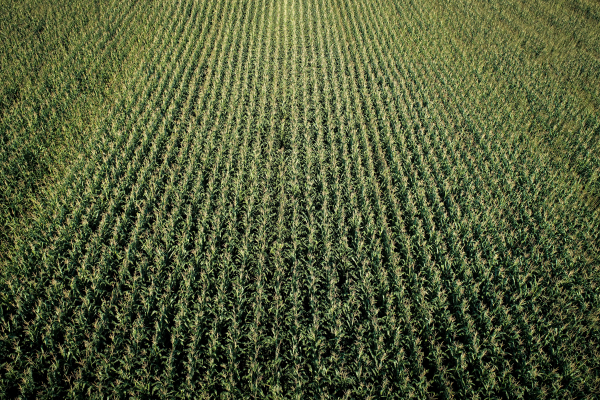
{"left": 1, "top": 0, "right": 599, "bottom": 398}
{"left": 0, "top": 0, "right": 160, "bottom": 262}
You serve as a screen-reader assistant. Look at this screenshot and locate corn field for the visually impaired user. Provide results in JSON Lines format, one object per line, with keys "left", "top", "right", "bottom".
{"left": 1, "top": 0, "right": 599, "bottom": 398}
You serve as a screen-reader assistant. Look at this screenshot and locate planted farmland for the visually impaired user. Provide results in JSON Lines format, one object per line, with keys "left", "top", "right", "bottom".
{"left": 1, "top": 0, "right": 599, "bottom": 398}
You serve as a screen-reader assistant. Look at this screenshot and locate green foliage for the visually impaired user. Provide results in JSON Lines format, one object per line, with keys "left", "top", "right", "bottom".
{"left": 0, "top": 0, "right": 160, "bottom": 269}
{"left": 1, "top": 0, "right": 599, "bottom": 398}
